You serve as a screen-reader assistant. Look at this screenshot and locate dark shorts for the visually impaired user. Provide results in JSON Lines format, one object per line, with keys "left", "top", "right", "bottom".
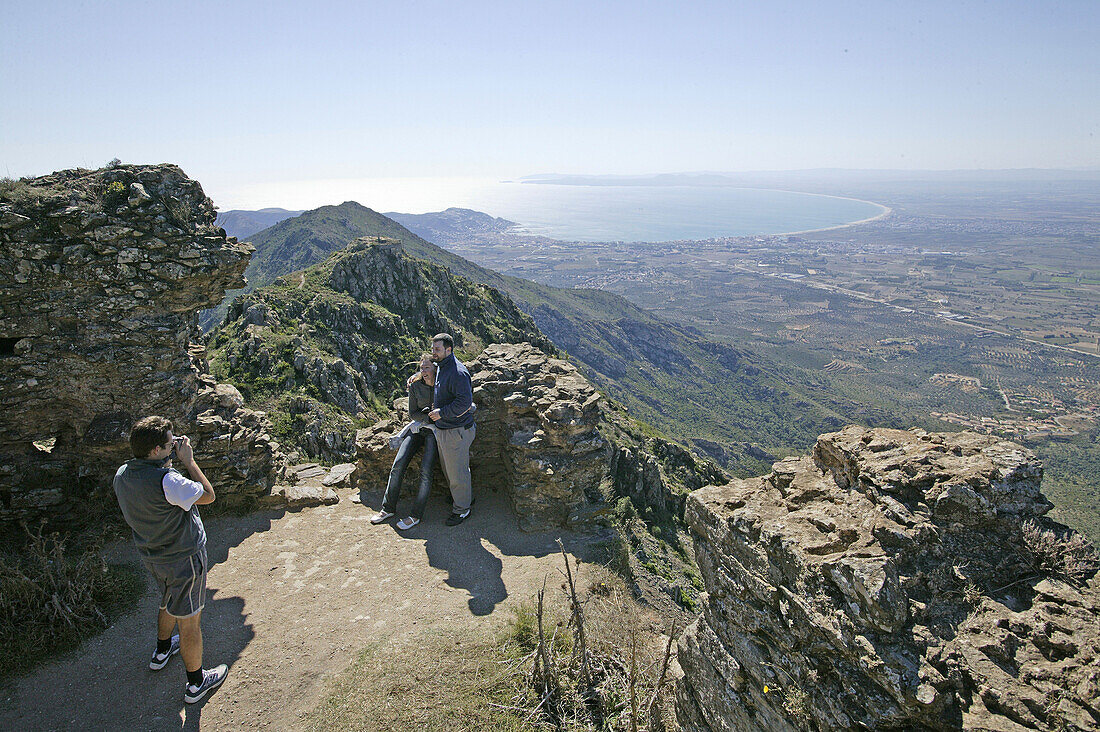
{"left": 143, "top": 546, "right": 207, "bottom": 618}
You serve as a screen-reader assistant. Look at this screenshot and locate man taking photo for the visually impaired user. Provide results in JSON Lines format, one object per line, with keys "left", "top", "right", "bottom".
{"left": 113, "top": 416, "right": 228, "bottom": 704}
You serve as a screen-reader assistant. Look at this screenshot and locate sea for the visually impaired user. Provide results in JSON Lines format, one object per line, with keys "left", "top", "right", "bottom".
{"left": 226, "top": 178, "right": 887, "bottom": 243}
{"left": 473, "top": 183, "right": 886, "bottom": 242}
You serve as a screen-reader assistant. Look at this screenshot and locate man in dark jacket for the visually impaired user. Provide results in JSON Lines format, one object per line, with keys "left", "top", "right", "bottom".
{"left": 113, "top": 416, "right": 228, "bottom": 704}
{"left": 428, "top": 333, "right": 476, "bottom": 525}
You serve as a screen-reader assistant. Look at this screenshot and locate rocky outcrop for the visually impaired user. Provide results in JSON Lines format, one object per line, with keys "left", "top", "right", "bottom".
{"left": 0, "top": 164, "right": 284, "bottom": 525}
{"left": 354, "top": 342, "right": 725, "bottom": 532}
{"left": 268, "top": 462, "right": 356, "bottom": 508}
{"left": 677, "top": 426, "right": 1100, "bottom": 731}
{"left": 354, "top": 343, "right": 607, "bottom": 529}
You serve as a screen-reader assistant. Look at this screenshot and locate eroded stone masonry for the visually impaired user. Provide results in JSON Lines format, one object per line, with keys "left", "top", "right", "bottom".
{"left": 677, "top": 426, "right": 1100, "bottom": 731}
{"left": 0, "top": 165, "right": 282, "bottom": 525}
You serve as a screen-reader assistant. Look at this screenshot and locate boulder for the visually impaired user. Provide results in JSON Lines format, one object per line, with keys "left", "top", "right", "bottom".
{"left": 271, "top": 483, "right": 338, "bottom": 509}
{"left": 321, "top": 462, "right": 357, "bottom": 488}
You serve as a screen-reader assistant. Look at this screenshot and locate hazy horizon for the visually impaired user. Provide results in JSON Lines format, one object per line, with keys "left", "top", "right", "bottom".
{"left": 210, "top": 166, "right": 1098, "bottom": 213}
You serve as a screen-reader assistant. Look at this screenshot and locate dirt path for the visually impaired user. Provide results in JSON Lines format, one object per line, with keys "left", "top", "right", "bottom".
{"left": 0, "top": 486, "right": 610, "bottom": 731}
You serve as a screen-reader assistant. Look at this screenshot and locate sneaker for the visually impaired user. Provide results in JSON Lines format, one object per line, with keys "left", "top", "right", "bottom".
{"left": 445, "top": 509, "right": 471, "bottom": 526}
{"left": 184, "top": 664, "right": 229, "bottom": 704}
{"left": 370, "top": 510, "right": 394, "bottom": 524}
{"left": 149, "top": 634, "right": 180, "bottom": 670}
{"left": 396, "top": 516, "right": 420, "bottom": 530}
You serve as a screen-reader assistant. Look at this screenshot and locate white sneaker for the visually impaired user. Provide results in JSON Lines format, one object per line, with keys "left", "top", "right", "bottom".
{"left": 184, "top": 664, "right": 228, "bottom": 704}
{"left": 396, "top": 516, "right": 420, "bottom": 530}
{"left": 370, "top": 510, "right": 394, "bottom": 524}
{"left": 149, "top": 634, "right": 180, "bottom": 670}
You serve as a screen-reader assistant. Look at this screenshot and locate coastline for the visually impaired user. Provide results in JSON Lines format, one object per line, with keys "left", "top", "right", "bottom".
{"left": 501, "top": 188, "right": 892, "bottom": 243}
{"left": 770, "top": 197, "right": 891, "bottom": 237}
{"left": 503, "top": 182, "right": 891, "bottom": 242}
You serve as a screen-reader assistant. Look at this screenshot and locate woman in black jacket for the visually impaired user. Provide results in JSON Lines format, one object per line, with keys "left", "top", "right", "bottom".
{"left": 371, "top": 355, "right": 438, "bottom": 530}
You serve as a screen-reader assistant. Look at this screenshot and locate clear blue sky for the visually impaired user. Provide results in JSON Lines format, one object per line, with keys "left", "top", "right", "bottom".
{"left": 2, "top": 0, "right": 1097, "bottom": 207}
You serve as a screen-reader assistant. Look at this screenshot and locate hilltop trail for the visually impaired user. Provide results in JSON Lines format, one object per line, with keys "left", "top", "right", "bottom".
{"left": 0, "top": 487, "right": 607, "bottom": 731}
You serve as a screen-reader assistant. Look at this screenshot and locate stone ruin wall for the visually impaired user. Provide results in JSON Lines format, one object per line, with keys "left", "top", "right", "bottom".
{"left": 676, "top": 426, "right": 1100, "bottom": 731}
{"left": 0, "top": 164, "right": 283, "bottom": 526}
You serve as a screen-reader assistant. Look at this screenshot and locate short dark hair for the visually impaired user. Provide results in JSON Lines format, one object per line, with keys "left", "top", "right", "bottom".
{"left": 130, "top": 416, "right": 172, "bottom": 458}
{"left": 432, "top": 333, "right": 454, "bottom": 350}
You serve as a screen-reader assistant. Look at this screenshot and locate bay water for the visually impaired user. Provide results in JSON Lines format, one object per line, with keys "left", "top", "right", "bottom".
{"left": 225, "top": 177, "right": 887, "bottom": 243}
{"left": 470, "top": 183, "right": 886, "bottom": 242}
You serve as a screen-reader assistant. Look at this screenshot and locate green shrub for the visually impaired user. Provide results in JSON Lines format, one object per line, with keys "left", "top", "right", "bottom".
{"left": 102, "top": 180, "right": 127, "bottom": 208}
{"left": 612, "top": 496, "right": 636, "bottom": 522}
{"left": 504, "top": 601, "right": 538, "bottom": 651}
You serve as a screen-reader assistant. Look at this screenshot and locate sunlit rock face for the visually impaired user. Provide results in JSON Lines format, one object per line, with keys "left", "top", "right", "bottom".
{"left": 353, "top": 342, "right": 609, "bottom": 530}
{"left": 677, "top": 426, "right": 1100, "bottom": 732}
{"left": 0, "top": 164, "right": 282, "bottom": 526}
{"left": 353, "top": 342, "right": 726, "bottom": 532}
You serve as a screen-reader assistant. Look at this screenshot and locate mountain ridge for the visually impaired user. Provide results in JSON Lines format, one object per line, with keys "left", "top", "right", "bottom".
{"left": 207, "top": 235, "right": 554, "bottom": 462}
{"left": 384, "top": 207, "right": 518, "bottom": 245}
{"left": 206, "top": 201, "right": 867, "bottom": 473}
{"left": 216, "top": 207, "right": 302, "bottom": 239}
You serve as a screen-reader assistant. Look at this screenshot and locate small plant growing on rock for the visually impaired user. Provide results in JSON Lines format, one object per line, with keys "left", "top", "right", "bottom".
{"left": 1021, "top": 519, "right": 1099, "bottom": 585}
{"left": 102, "top": 180, "right": 127, "bottom": 208}
{"left": 962, "top": 579, "right": 983, "bottom": 609}
{"left": 762, "top": 662, "right": 814, "bottom": 728}
{"left": 783, "top": 686, "right": 811, "bottom": 726}
{"left": 0, "top": 177, "right": 49, "bottom": 205}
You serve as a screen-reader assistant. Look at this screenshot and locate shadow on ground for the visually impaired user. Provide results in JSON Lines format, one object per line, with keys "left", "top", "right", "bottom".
{"left": 356, "top": 483, "right": 612, "bottom": 617}
{"left": 0, "top": 508, "right": 283, "bottom": 731}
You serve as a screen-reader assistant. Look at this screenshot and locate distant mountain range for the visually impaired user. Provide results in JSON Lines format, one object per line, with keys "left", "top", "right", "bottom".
{"left": 521, "top": 169, "right": 1100, "bottom": 185}
{"left": 384, "top": 207, "right": 518, "bottom": 245}
{"left": 218, "top": 206, "right": 518, "bottom": 245}
{"left": 217, "top": 207, "right": 303, "bottom": 239}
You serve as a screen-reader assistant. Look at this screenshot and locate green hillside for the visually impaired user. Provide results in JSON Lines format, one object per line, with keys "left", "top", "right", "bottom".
{"left": 207, "top": 237, "right": 554, "bottom": 461}
{"left": 206, "top": 202, "right": 875, "bottom": 473}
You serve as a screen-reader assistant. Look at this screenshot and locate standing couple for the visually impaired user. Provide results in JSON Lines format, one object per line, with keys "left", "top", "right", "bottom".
{"left": 371, "top": 333, "right": 476, "bottom": 529}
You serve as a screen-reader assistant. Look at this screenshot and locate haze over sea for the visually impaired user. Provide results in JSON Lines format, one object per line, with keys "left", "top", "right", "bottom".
{"left": 226, "top": 178, "right": 887, "bottom": 243}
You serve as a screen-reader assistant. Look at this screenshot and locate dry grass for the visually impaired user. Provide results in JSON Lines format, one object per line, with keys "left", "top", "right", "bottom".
{"left": 305, "top": 551, "right": 677, "bottom": 732}
{"left": 1021, "top": 519, "right": 1099, "bottom": 585}
{"left": 306, "top": 628, "right": 532, "bottom": 732}
{"left": 0, "top": 524, "right": 143, "bottom": 680}
{"left": 501, "top": 546, "right": 678, "bottom": 732}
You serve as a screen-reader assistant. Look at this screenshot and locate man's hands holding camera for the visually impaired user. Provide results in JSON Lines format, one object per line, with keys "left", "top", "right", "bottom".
{"left": 172, "top": 435, "right": 196, "bottom": 466}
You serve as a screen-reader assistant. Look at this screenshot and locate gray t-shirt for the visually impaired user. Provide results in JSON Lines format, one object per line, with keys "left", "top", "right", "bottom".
{"left": 114, "top": 458, "right": 206, "bottom": 564}
{"left": 409, "top": 379, "right": 433, "bottom": 422}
